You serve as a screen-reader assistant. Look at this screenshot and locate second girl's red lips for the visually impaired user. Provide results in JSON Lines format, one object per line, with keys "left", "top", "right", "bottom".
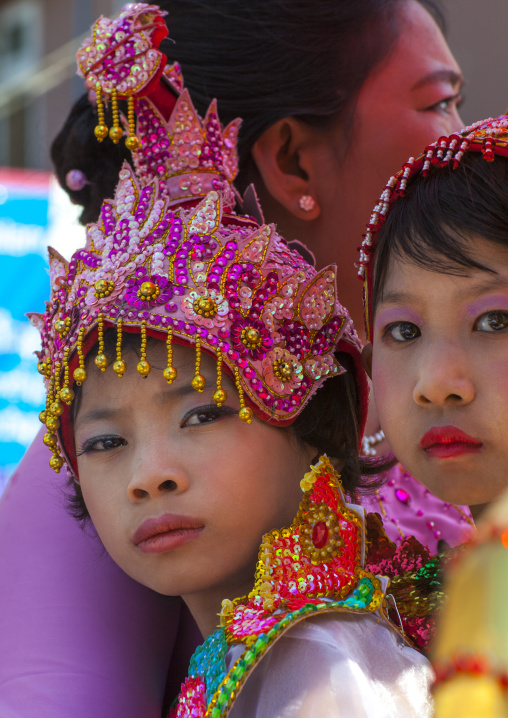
{"left": 420, "top": 425, "right": 483, "bottom": 459}
{"left": 133, "top": 514, "right": 204, "bottom": 554}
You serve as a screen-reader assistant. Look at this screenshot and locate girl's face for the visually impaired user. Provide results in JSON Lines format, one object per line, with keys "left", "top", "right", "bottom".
{"left": 369, "top": 236, "right": 508, "bottom": 508}
{"left": 75, "top": 342, "right": 315, "bottom": 609}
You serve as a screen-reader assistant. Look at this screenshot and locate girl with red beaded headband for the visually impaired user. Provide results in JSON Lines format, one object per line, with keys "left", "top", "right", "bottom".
{"left": 28, "top": 6, "right": 433, "bottom": 717}
{"left": 360, "top": 114, "right": 508, "bottom": 519}
{"left": 358, "top": 116, "right": 508, "bottom": 716}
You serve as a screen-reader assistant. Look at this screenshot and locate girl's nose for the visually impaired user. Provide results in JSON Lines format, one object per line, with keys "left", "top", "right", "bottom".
{"left": 413, "top": 344, "right": 475, "bottom": 408}
{"left": 126, "top": 445, "right": 189, "bottom": 502}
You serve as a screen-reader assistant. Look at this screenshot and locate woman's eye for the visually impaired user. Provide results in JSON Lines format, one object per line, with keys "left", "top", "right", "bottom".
{"left": 78, "top": 435, "right": 126, "bottom": 454}
{"left": 385, "top": 321, "right": 421, "bottom": 342}
{"left": 475, "top": 310, "right": 508, "bottom": 332}
{"left": 428, "top": 93, "right": 462, "bottom": 115}
{"left": 182, "top": 405, "right": 235, "bottom": 427}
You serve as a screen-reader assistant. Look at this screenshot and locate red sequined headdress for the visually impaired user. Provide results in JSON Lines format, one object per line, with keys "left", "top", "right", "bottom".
{"left": 30, "top": 4, "right": 367, "bottom": 474}
{"left": 358, "top": 114, "right": 508, "bottom": 340}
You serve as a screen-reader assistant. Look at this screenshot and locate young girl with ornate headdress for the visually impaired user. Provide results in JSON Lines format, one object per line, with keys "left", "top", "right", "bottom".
{"left": 29, "top": 5, "right": 432, "bottom": 716}
{"left": 358, "top": 113, "right": 508, "bottom": 714}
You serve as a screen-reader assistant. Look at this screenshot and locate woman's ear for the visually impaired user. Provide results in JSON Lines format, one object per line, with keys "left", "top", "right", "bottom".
{"left": 251, "top": 118, "right": 321, "bottom": 221}
{"left": 361, "top": 343, "right": 373, "bottom": 379}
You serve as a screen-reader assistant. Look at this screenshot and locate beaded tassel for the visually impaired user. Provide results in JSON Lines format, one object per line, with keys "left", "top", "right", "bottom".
{"left": 137, "top": 320, "right": 151, "bottom": 376}
{"left": 191, "top": 337, "right": 206, "bottom": 392}
{"left": 234, "top": 367, "right": 253, "bottom": 423}
{"left": 113, "top": 318, "right": 126, "bottom": 377}
{"left": 125, "top": 95, "right": 141, "bottom": 151}
{"left": 95, "top": 313, "right": 108, "bottom": 371}
{"left": 94, "top": 82, "right": 108, "bottom": 141}
{"left": 213, "top": 348, "right": 227, "bottom": 406}
{"left": 163, "top": 327, "right": 177, "bottom": 384}
{"left": 59, "top": 347, "right": 75, "bottom": 404}
{"left": 109, "top": 88, "right": 123, "bottom": 143}
{"left": 73, "top": 326, "right": 88, "bottom": 384}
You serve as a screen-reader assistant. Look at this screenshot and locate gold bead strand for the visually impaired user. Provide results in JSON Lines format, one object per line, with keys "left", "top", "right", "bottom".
{"left": 163, "top": 328, "right": 177, "bottom": 384}
{"left": 59, "top": 347, "right": 75, "bottom": 405}
{"left": 137, "top": 320, "right": 151, "bottom": 377}
{"left": 125, "top": 95, "right": 141, "bottom": 151}
{"left": 45, "top": 365, "right": 61, "bottom": 433}
{"left": 73, "top": 325, "right": 88, "bottom": 385}
{"left": 109, "top": 88, "right": 123, "bottom": 143}
{"left": 234, "top": 366, "right": 253, "bottom": 423}
{"left": 113, "top": 318, "right": 126, "bottom": 377}
{"left": 213, "top": 348, "right": 227, "bottom": 406}
{"left": 95, "top": 313, "right": 108, "bottom": 371}
{"left": 94, "top": 83, "right": 108, "bottom": 141}
{"left": 191, "top": 337, "right": 206, "bottom": 392}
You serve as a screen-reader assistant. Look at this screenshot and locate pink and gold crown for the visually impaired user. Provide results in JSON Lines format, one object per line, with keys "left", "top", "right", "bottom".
{"left": 30, "top": 4, "right": 365, "bottom": 474}
{"left": 358, "top": 114, "right": 508, "bottom": 340}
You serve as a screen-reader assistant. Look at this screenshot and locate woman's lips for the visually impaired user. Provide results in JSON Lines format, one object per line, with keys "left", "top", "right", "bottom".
{"left": 420, "top": 425, "right": 483, "bottom": 459}
{"left": 133, "top": 514, "right": 204, "bottom": 554}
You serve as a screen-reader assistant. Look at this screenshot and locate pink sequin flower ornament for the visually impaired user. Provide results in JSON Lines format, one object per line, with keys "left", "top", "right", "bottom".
{"left": 262, "top": 347, "right": 304, "bottom": 396}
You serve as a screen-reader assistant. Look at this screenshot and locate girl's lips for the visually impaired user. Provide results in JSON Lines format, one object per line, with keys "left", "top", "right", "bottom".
{"left": 133, "top": 514, "right": 204, "bottom": 554}
{"left": 420, "top": 425, "right": 483, "bottom": 459}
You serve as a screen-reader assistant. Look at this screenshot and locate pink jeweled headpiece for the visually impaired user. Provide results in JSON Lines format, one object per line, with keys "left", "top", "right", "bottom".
{"left": 30, "top": 4, "right": 366, "bottom": 474}
{"left": 358, "top": 114, "right": 508, "bottom": 340}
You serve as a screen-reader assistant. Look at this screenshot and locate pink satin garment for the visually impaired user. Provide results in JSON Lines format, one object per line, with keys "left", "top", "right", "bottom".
{"left": 360, "top": 463, "right": 474, "bottom": 553}
{"left": 0, "top": 428, "right": 200, "bottom": 718}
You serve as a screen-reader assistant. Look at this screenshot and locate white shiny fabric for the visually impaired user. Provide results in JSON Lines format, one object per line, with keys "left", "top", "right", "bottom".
{"left": 227, "top": 613, "right": 433, "bottom": 718}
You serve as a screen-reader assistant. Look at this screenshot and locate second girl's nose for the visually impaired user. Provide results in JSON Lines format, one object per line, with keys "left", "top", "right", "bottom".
{"left": 412, "top": 343, "right": 475, "bottom": 408}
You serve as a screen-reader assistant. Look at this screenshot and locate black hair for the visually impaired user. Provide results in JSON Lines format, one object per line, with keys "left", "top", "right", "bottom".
{"left": 51, "top": 0, "right": 444, "bottom": 223}
{"left": 67, "top": 329, "right": 386, "bottom": 523}
{"left": 372, "top": 152, "right": 508, "bottom": 313}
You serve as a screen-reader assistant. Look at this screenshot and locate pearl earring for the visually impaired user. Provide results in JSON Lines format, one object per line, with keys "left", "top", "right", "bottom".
{"left": 298, "top": 195, "right": 316, "bottom": 212}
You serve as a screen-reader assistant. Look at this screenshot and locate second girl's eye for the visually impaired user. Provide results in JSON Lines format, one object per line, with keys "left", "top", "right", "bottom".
{"left": 475, "top": 310, "right": 508, "bottom": 332}
{"left": 385, "top": 321, "right": 421, "bottom": 342}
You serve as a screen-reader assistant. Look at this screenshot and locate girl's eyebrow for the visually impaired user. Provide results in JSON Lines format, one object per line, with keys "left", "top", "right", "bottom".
{"left": 75, "top": 407, "right": 119, "bottom": 429}
{"left": 376, "top": 290, "right": 413, "bottom": 307}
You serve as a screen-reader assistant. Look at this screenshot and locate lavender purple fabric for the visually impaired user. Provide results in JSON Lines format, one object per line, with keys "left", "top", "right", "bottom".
{"left": 0, "top": 428, "right": 199, "bottom": 717}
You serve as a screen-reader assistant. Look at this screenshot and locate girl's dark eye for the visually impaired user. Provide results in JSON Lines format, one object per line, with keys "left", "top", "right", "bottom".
{"left": 182, "top": 405, "right": 236, "bottom": 427}
{"left": 386, "top": 321, "right": 421, "bottom": 342}
{"left": 78, "top": 435, "right": 126, "bottom": 455}
{"left": 476, "top": 310, "right": 508, "bottom": 333}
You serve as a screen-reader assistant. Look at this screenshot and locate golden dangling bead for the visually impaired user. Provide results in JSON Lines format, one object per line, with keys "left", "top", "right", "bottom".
{"left": 234, "top": 367, "right": 253, "bottom": 424}
{"left": 49, "top": 454, "right": 64, "bottom": 472}
{"left": 94, "top": 354, "right": 108, "bottom": 370}
{"left": 39, "top": 410, "right": 47, "bottom": 424}
{"left": 113, "top": 360, "right": 126, "bottom": 377}
{"left": 73, "top": 367, "right": 87, "bottom": 384}
{"left": 136, "top": 320, "right": 151, "bottom": 377}
{"left": 109, "top": 88, "right": 123, "bottom": 143}
{"left": 95, "top": 313, "right": 108, "bottom": 372}
{"left": 113, "top": 319, "right": 126, "bottom": 377}
{"left": 94, "top": 83, "right": 108, "bottom": 141}
{"left": 59, "top": 348, "right": 74, "bottom": 405}
{"left": 164, "top": 328, "right": 177, "bottom": 384}
{"left": 213, "top": 348, "right": 227, "bottom": 406}
{"left": 50, "top": 400, "right": 64, "bottom": 416}
{"left": 43, "top": 432, "right": 58, "bottom": 448}
{"left": 59, "top": 387, "right": 75, "bottom": 404}
{"left": 191, "top": 337, "right": 206, "bottom": 392}
{"left": 45, "top": 414, "right": 60, "bottom": 432}
{"left": 125, "top": 95, "right": 141, "bottom": 151}
{"left": 74, "top": 326, "right": 87, "bottom": 384}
